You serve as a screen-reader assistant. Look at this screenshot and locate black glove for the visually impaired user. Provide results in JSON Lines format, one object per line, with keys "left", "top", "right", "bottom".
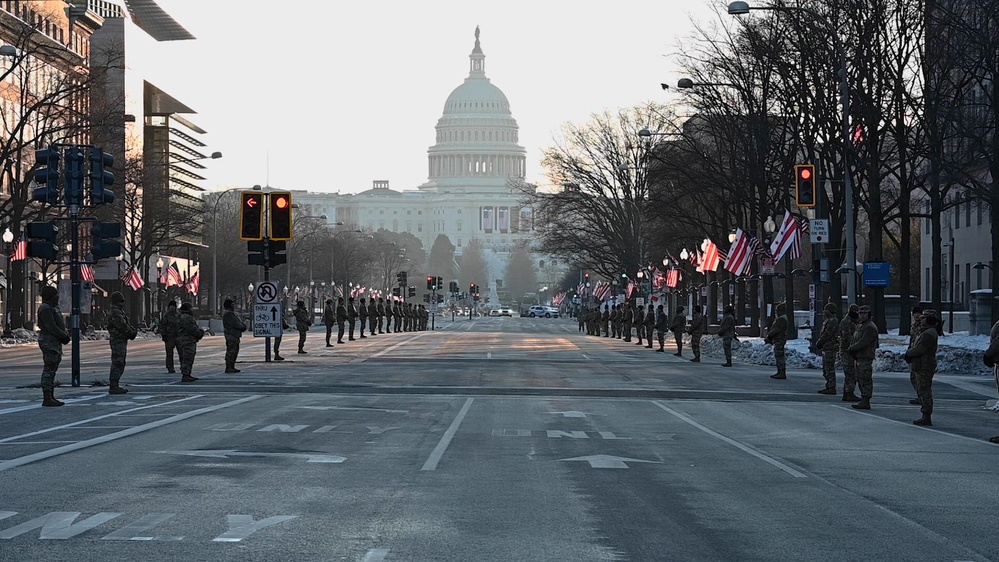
{"left": 60, "top": 336, "right": 71, "bottom": 345}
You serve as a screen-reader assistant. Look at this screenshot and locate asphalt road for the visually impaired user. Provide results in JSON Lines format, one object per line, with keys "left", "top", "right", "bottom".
{"left": 1, "top": 316, "right": 998, "bottom": 561}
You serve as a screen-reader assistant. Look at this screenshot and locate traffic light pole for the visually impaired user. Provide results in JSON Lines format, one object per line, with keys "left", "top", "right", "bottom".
{"left": 69, "top": 203, "right": 82, "bottom": 387}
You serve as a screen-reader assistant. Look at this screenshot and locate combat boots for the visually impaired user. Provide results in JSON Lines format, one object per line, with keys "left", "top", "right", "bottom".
{"left": 770, "top": 372, "right": 786, "bottom": 380}
{"left": 851, "top": 396, "right": 871, "bottom": 410}
{"left": 842, "top": 390, "right": 861, "bottom": 402}
{"left": 913, "top": 413, "right": 932, "bottom": 426}
{"left": 42, "top": 390, "right": 64, "bottom": 407}
{"left": 224, "top": 363, "right": 240, "bottom": 373}
{"left": 817, "top": 387, "right": 837, "bottom": 395}
{"left": 181, "top": 375, "right": 198, "bottom": 382}
{"left": 108, "top": 383, "right": 127, "bottom": 395}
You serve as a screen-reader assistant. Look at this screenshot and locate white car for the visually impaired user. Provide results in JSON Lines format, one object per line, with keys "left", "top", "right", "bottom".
{"left": 527, "top": 305, "right": 556, "bottom": 318}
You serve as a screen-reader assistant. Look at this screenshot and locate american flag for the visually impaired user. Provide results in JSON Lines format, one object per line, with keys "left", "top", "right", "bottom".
{"left": 626, "top": 279, "right": 635, "bottom": 298}
{"left": 666, "top": 267, "right": 680, "bottom": 288}
{"left": 120, "top": 265, "right": 144, "bottom": 290}
{"left": 11, "top": 236, "right": 26, "bottom": 262}
{"left": 80, "top": 263, "right": 95, "bottom": 282}
{"left": 166, "top": 263, "right": 183, "bottom": 287}
{"left": 185, "top": 272, "right": 200, "bottom": 295}
{"left": 725, "top": 229, "right": 753, "bottom": 276}
{"left": 770, "top": 211, "right": 802, "bottom": 263}
{"left": 335, "top": 285, "right": 344, "bottom": 298}
{"left": 698, "top": 239, "right": 722, "bottom": 273}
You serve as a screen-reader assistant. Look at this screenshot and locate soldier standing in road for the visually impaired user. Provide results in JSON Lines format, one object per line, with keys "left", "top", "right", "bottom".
{"left": 905, "top": 309, "right": 939, "bottom": 426}
{"left": 687, "top": 305, "right": 707, "bottom": 362}
{"left": 107, "top": 291, "right": 137, "bottom": 394}
{"left": 983, "top": 318, "right": 999, "bottom": 443}
{"left": 358, "top": 297, "right": 369, "bottom": 338}
{"left": 322, "top": 299, "right": 336, "bottom": 347}
{"left": 347, "top": 296, "right": 358, "bottom": 340}
{"left": 176, "top": 302, "right": 202, "bottom": 382}
{"left": 643, "top": 304, "right": 655, "bottom": 349}
{"left": 273, "top": 317, "right": 290, "bottom": 361}
{"left": 336, "top": 297, "right": 348, "bottom": 343}
{"left": 622, "top": 302, "right": 634, "bottom": 342}
{"left": 669, "top": 306, "right": 686, "bottom": 357}
{"left": 37, "top": 285, "right": 70, "bottom": 407}
{"left": 846, "top": 305, "right": 879, "bottom": 409}
{"left": 393, "top": 300, "right": 403, "bottom": 332}
{"left": 222, "top": 298, "right": 247, "bottom": 373}
{"left": 717, "top": 305, "right": 736, "bottom": 367}
{"left": 612, "top": 304, "right": 622, "bottom": 339}
{"left": 815, "top": 302, "right": 841, "bottom": 395}
{"left": 577, "top": 306, "right": 585, "bottom": 332}
{"left": 294, "top": 300, "right": 312, "bottom": 353}
{"left": 601, "top": 304, "right": 610, "bottom": 337}
{"left": 160, "top": 301, "right": 180, "bottom": 374}
{"left": 765, "top": 302, "right": 789, "bottom": 379}
{"left": 906, "top": 306, "right": 925, "bottom": 405}
{"left": 633, "top": 303, "right": 645, "bottom": 346}
{"left": 839, "top": 304, "right": 861, "bottom": 402}
{"left": 368, "top": 298, "right": 379, "bottom": 336}
{"left": 377, "top": 297, "right": 387, "bottom": 334}
{"left": 654, "top": 304, "right": 668, "bottom": 352}
{"left": 384, "top": 297, "right": 393, "bottom": 333}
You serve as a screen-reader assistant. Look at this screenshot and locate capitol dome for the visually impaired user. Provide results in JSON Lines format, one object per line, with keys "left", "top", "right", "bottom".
{"left": 423, "top": 27, "right": 526, "bottom": 192}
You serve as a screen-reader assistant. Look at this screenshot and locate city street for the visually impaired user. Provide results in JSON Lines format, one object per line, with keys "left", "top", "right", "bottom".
{"left": 1, "top": 316, "right": 998, "bottom": 561}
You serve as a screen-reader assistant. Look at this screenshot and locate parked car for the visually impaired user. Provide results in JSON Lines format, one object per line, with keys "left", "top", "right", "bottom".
{"left": 544, "top": 306, "right": 560, "bottom": 318}
{"left": 499, "top": 307, "right": 514, "bottom": 317}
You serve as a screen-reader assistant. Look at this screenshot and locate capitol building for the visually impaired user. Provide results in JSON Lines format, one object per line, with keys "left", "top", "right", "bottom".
{"left": 292, "top": 27, "right": 539, "bottom": 286}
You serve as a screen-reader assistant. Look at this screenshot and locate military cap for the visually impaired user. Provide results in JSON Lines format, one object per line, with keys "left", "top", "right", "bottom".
{"left": 824, "top": 302, "right": 838, "bottom": 313}
{"left": 848, "top": 304, "right": 859, "bottom": 313}
{"left": 297, "top": 300, "right": 306, "bottom": 308}
{"left": 775, "top": 302, "right": 786, "bottom": 313}
{"left": 111, "top": 291, "right": 125, "bottom": 304}
{"left": 920, "top": 309, "right": 937, "bottom": 319}
{"left": 180, "top": 302, "right": 192, "bottom": 311}
{"left": 223, "top": 298, "right": 234, "bottom": 309}
{"left": 858, "top": 305, "right": 871, "bottom": 314}
{"left": 40, "top": 285, "right": 58, "bottom": 300}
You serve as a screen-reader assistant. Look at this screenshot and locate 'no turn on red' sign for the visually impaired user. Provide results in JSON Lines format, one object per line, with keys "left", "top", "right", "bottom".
{"left": 809, "top": 219, "right": 829, "bottom": 244}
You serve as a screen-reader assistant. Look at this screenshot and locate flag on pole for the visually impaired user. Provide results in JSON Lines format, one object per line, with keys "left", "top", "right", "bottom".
{"left": 121, "top": 265, "right": 144, "bottom": 290}
{"left": 166, "top": 262, "right": 183, "bottom": 287}
{"left": 11, "top": 236, "right": 26, "bottom": 262}
{"left": 770, "top": 211, "right": 802, "bottom": 263}
{"left": 335, "top": 285, "right": 344, "bottom": 298}
{"left": 725, "top": 229, "right": 754, "bottom": 276}
{"left": 186, "top": 272, "right": 200, "bottom": 295}
{"left": 80, "top": 263, "right": 95, "bottom": 282}
{"left": 626, "top": 279, "right": 635, "bottom": 298}
{"left": 700, "top": 240, "right": 722, "bottom": 272}
{"left": 666, "top": 267, "right": 680, "bottom": 288}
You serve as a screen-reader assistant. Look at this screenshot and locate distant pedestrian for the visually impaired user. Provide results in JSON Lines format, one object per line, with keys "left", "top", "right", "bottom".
{"left": 717, "top": 305, "right": 736, "bottom": 367}
{"left": 839, "top": 304, "right": 861, "bottom": 402}
{"left": 815, "top": 302, "right": 841, "bottom": 395}
{"left": 294, "top": 300, "right": 312, "bottom": 353}
{"left": 322, "top": 299, "right": 336, "bottom": 347}
{"left": 687, "top": 305, "right": 707, "bottom": 362}
{"left": 107, "top": 291, "right": 137, "bottom": 394}
{"left": 222, "top": 298, "right": 247, "bottom": 372}
{"left": 669, "top": 306, "right": 686, "bottom": 356}
{"left": 37, "top": 285, "right": 70, "bottom": 407}
{"left": 847, "top": 305, "right": 879, "bottom": 410}
{"left": 160, "top": 301, "right": 180, "bottom": 374}
{"left": 905, "top": 309, "right": 939, "bottom": 426}
{"left": 177, "top": 302, "right": 203, "bottom": 382}
{"left": 765, "top": 302, "right": 789, "bottom": 379}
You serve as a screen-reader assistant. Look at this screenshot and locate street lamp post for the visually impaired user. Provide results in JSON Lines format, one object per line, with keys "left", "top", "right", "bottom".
{"left": 728, "top": 0, "right": 857, "bottom": 305}
{"left": 156, "top": 258, "right": 164, "bottom": 315}
{"left": 2, "top": 227, "right": 13, "bottom": 337}
{"left": 206, "top": 185, "right": 241, "bottom": 317}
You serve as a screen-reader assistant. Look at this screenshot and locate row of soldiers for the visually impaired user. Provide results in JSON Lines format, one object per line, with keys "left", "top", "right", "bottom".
{"left": 579, "top": 302, "right": 738, "bottom": 365}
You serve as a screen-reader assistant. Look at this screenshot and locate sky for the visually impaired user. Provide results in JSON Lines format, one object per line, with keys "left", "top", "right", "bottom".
{"left": 129, "top": 0, "right": 724, "bottom": 194}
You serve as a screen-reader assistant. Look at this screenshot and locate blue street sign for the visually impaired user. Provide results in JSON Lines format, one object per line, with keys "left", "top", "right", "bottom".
{"left": 864, "top": 261, "right": 891, "bottom": 287}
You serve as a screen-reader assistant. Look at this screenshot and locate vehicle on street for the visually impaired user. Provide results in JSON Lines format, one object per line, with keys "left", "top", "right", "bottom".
{"left": 499, "top": 307, "right": 514, "bottom": 317}
{"left": 527, "top": 305, "right": 558, "bottom": 318}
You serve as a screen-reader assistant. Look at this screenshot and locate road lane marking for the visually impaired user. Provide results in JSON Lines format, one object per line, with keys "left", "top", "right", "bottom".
{"left": 155, "top": 450, "right": 345, "bottom": 463}
{"left": 651, "top": 400, "right": 808, "bottom": 478}
{"left": 0, "top": 394, "right": 103, "bottom": 415}
{"left": 421, "top": 397, "right": 474, "bottom": 471}
{"left": 363, "top": 549, "right": 390, "bottom": 561}
{"left": 370, "top": 334, "right": 426, "bottom": 358}
{"left": 0, "top": 396, "right": 261, "bottom": 472}
{"left": 558, "top": 454, "right": 660, "bottom": 469}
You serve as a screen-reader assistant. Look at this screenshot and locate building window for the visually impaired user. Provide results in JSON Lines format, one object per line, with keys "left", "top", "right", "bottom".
{"left": 417, "top": 223, "right": 423, "bottom": 232}
{"left": 978, "top": 199, "right": 984, "bottom": 225}
{"left": 954, "top": 195, "right": 960, "bottom": 228}
{"left": 457, "top": 220, "right": 462, "bottom": 232}
{"left": 925, "top": 199, "right": 931, "bottom": 234}
{"left": 418, "top": 211, "right": 422, "bottom": 215}
{"left": 967, "top": 195, "right": 972, "bottom": 227}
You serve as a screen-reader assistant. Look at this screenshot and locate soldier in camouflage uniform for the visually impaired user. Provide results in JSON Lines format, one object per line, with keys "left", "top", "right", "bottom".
{"left": 177, "top": 302, "right": 202, "bottom": 382}
{"left": 367, "top": 298, "right": 378, "bottom": 336}
{"left": 577, "top": 305, "right": 585, "bottom": 332}
{"left": 654, "top": 304, "right": 668, "bottom": 352}
{"left": 294, "top": 300, "right": 312, "bottom": 353}
{"left": 906, "top": 306, "right": 925, "bottom": 405}
{"left": 107, "top": 291, "right": 137, "bottom": 394}
{"left": 815, "top": 302, "right": 840, "bottom": 394}
{"left": 622, "top": 302, "right": 634, "bottom": 342}
{"left": 905, "top": 309, "right": 939, "bottom": 426}
{"left": 393, "top": 300, "right": 402, "bottom": 332}
{"left": 37, "top": 285, "right": 70, "bottom": 407}
{"left": 336, "top": 297, "right": 348, "bottom": 343}
{"left": 358, "top": 297, "right": 369, "bottom": 338}
{"left": 643, "top": 304, "right": 655, "bottom": 349}
{"left": 384, "top": 297, "right": 394, "bottom": 333}
{"left": 633, "top": 303, "right": 644, "bottom": 346}
{"left": 687, "top": 305, "right": 708, "bottom": 362}
{"left": 669, "top": 306, "right": 686, "bottom": 357}
{"left": 322, "top": 299, "right": 336, "bottom": 347}
{"left": 377, "top": 297, "right": 386, "bottom": 334}
{"left": 347, "top": 297, "right": 358, "bottom": 340}
{"left": 847, "top": 305, "right": 879, "bottom": 409}
{"left": 839, "top": 304, "right": 861, "bottom": 402}
{"left": 612, "top": 304, "right": 622, "bottom": 339}
{"left": 222, "top": 298, "right": 247, "bottom": 372}
{"left": 160, "top": 301, "right": 180, "bottom": 374}
{"left": 765, "top": 302, "right": 789, "bottom": 379}
{"left": 717, "top": 305, "right": 736, "bottom": 367}
{"left": 601, "top": 304, "right": 610, "bottom": 337}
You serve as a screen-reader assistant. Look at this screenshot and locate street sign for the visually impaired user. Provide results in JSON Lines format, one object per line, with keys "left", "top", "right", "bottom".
{"left": 808, "top": 284, "right": 815, "bottom": 299}
{"left": 253, "top": 303, "right": 283, "bottom": 337}
{"left": 255, "top": 281, "right": 279, "bottom": 303}
{"left": 864, "top": 261, "right": 891, "bottom": 287}
{"left": 636, "top": 297, "right": 645, "bottom": 306}
{"left": 810, "top": 219, "right": 830, "bottom": 244}
{"left": 761, "top": 257, "right": 775, "bottom": 275}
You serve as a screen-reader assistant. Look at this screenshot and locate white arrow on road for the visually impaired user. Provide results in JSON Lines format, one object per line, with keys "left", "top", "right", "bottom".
{"left": 156, "top": 450, "right": 345, "bottom": 463}
{"left": 558, "top": 455, "right": 660, "bottom": 469}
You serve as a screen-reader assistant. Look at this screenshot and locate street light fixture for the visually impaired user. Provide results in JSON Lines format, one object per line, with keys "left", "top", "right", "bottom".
{"left": 156, "top": 257, "right": 164, "bottom": 314}
{"left": 727, "top": 0, "right": 857, "bottom": 304}
{"left": 2, "top": 227, "right": 13, "bottom": 337}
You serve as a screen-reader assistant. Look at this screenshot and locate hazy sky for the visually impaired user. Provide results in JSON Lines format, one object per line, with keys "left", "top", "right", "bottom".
{"left": 132, "top": 1, "right": 723, "bottom": 194}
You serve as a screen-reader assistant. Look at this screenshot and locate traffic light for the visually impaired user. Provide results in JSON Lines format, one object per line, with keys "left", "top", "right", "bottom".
{"left": 88, "top": 147, "right": 115, "bottom": 206}
{"left": 240, "top": 191, "right": 264, "bottom": 240}
{"left": 408, "top": 286, "right": 416, "bottom": 298}
{"left": 400, "top": 271, "right": 408, "bottom": 286}
{"left": 423, "top": 293, "right": 431, "bottom": 303}
{"left": 795, "top": 164, "right": 817, "bottom": 208}
{"left": 32, "top": 148, "right": 60, "bottom": 205}
{"left": 268, "top": 240, "right": 287, "bottom": 267}
{"left": 470, "top": 283, "right": 475, "bottom": 295}
{"left": 247, "top": 240, "right": 267, "bottom": 266}
{"left": 392, "top": 287, "right": 401, "bottom": 297}
{"left": 90, "top": 222, "right": 122, "bottom": 260}
{"left": 449, "top": 281, "right": 458, "bottom": 294}
{"left": 26, "top": 221, "right": 58, "bottom": 259}
{"left": 427, "top": 276, "right": 434, "bottom": 290}
{"left": 63, "top": 146, "right": 85, "bottom": 206}
{"left": 397, "top": 271, "right": 405, "bottom": 285}
{"left": 269, "top": 191, "right": 293, "bottom": 240}
{"left": 584, "top": 273, "right": 590, "bottom": 282}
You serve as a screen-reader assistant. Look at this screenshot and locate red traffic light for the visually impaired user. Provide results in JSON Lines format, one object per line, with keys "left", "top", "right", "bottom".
{"left": 799, "top": 167, "right": 812, "bottom": 180}
{"left": 245, "top": 197, "right": 258, "bottom": 208}
{"left": 274, "top": 195, "right": 289, "bottom": 209}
